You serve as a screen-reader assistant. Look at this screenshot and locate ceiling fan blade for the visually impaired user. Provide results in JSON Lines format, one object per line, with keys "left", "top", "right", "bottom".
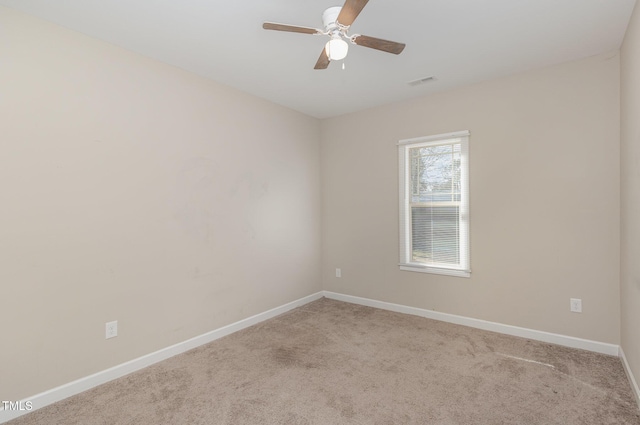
{"left": 337, "top": 0, "right": 369, "bottom": 27}
{"left": 262, "top": 22, "right": 321, "bottom": 35}
{"left": 314, "top": 48, "right": 330, "bottom": 70}
{"left": 353, "top": 35, "right": 406, "bottom": 54}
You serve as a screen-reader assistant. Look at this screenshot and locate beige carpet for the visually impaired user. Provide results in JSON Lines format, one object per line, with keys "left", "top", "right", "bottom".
{"left": 8, "top": 298, "right": 640, "bottom": 424}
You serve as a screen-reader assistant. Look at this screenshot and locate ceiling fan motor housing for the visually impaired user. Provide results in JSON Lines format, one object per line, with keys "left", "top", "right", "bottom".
{"left": 322, "top": 6, "right": 343, "bottom": 32}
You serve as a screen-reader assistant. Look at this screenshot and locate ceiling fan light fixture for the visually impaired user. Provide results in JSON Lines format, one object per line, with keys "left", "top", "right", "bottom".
{"left": 263, "top": 0, "right": 405, "bottom": 69}
{"left": 325, "top": 37, "right": 348, "bottom": 61}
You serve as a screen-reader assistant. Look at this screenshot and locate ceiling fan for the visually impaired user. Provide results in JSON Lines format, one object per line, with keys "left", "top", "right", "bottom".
{"left": 262, "top": 0, "right": 406, "bottom": 70}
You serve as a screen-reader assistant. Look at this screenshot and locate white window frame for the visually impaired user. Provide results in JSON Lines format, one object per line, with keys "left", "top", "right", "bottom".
{"left": 398, "top": 131, "right": 470, "bottom": 278}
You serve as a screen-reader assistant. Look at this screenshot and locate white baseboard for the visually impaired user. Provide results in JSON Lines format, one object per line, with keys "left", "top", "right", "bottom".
{"left": 322, "top": 291, "right": 620, "bottom": 356}
{"left": 620, "top": 346, "right": 640, "bottom": 409}
{"left": 0, "top": 291, "right": 324, "bottom": 424}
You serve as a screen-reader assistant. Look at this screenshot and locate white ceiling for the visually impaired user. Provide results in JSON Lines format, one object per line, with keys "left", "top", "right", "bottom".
{"left": 1, "top": 0, "right": 636, "bottom": 118}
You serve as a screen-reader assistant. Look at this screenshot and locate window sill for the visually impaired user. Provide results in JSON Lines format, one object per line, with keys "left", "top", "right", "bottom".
{"left": 399, "top": 264, "right": 470, "bottom": 278}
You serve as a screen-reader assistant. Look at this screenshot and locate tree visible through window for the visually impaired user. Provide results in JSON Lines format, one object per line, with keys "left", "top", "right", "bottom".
{"left": 399, "top": 132, "right": 470, "bottom": 277}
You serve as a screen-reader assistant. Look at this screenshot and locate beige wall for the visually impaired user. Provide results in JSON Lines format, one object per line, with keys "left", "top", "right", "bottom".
{"left": 621, "top": 2, "right": 640, "bottom": 391}
{"left": 321, "top": 53, "right": 621, "bottom": 344}
{"left": 0, "top": 8, "right": 321, "bottom": 400}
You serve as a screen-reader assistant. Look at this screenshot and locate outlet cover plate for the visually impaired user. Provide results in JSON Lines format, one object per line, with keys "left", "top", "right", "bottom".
{"left": 106, "top": 321, "right": 118, "bottom": 339}
{"left": 570, "top": 298, "right": 582, "bottom": 313}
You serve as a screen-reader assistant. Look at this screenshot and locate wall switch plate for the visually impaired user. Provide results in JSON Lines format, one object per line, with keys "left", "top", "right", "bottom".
{"left": 335, "top": 268, "right": 341, "bottom": 278}
{"left": 570, "top": 298, "right": 582, "bottom": 313}
{"left": 106, "top": 321, "right": 118, "bottom": 339}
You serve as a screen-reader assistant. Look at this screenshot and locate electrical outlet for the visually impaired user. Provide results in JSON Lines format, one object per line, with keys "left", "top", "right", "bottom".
{"left": 570, "top": 298, "right": 582, "bottom": 313}
{"left": 106, "top": 321, "right": 118, "bottom": 339}
{"left": 336, "top": 268, "right": 341, "bottom": 278}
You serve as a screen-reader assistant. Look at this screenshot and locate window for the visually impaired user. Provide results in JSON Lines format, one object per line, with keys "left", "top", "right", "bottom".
{"left": 398, "top": 131, "right": 470, "bottom": 277}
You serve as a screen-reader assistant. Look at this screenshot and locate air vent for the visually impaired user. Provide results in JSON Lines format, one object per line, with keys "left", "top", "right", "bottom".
{"left": 407, "top": 76, "right": 436, "bottom": 87}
